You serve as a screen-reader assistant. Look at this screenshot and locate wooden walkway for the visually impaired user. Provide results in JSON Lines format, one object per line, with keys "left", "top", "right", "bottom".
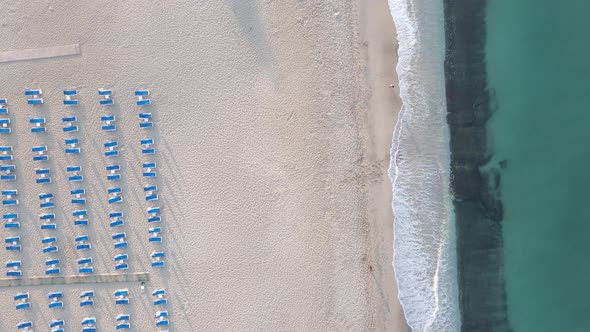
{"left": 0, "top": 272, "right": 149, "bottom": 288}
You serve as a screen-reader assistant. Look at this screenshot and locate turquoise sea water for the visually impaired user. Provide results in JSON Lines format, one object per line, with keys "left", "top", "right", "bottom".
{"left": 486, "top": 1, "right": 590, "bottom": 331}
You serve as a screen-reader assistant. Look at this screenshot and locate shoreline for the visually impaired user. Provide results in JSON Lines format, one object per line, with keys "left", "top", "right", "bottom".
{"left": 442, "top": 0, "right": 511, "bottom": 330}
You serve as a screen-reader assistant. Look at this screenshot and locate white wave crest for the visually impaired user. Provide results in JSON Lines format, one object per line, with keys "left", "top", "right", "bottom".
{"left": 387, "top": 0, "right": 460, "bottom": 331}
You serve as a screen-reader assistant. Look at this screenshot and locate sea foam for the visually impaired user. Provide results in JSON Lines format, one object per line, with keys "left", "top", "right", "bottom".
{"left": 387, "top": 0, "right": 460, "bottom": 331}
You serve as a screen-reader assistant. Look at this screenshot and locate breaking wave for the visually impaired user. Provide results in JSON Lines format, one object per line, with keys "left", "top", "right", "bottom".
{"left": 387, "top": 0, "right": 460, "bottom": 331}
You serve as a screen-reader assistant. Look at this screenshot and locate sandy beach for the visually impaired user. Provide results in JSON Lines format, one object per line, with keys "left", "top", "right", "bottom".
{"left": 0, "top": 0, "right": 407, "bottom": 331}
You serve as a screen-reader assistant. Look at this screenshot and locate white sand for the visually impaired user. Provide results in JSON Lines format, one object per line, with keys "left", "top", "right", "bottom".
{"left": 0, "top": 0, "right": 408, "bottom": 331}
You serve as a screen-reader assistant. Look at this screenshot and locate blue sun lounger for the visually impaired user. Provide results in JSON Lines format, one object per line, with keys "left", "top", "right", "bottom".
{"left": 50, "top": 321, "right": 64, "bottom": 332}
{"left": 0, "top": 145, "right": 13, "bottom": 160}
{"left": 6, "top": 260, "right": 22, "bottom": 277}
{"left": 3, "top": 213, "right": 19, "bottom": 229}
{"left": 42, "top": 235, "right": 57, "bottom": 242}
{"left": 117, "top": 314, "right": 130, "bottom": 322}
{"left": 155, "top": 310, "right": 168, "bottom": 319}
{"left": 16, "top": 321, "right": 32, "bottom": 330}
{"left": 78, "top": 257, "right": 94, "bottom": 274}
{"left": 101, "top": 114, "right": 116, "bottom": 131}
{"left": 5, "top": 236, "right": 21, "bottom": 251}
{"left": 73, "top": 209, "right": 88, "bottom": 226}
{"left": 48, "top": 291, "right": 63, "bottom": 308}
{"left": 0, "top": 164, "right": 15, "bottom": 171}
{"left": 43, "top": 245, "right": 58, "bottom": 253}
{"left": 109, "top": 211, "right": 124, "bottom": 227}
{"left": 25, "top": 88, "right": 43, "bottom": 105}
{"left": 64, "top": 88, "right": 79, "bottom": 106}
{"left": 107, "top": 164, "right": 121, "bottom": 180}
{"left": 7, "top": 269, "right": 22, "bottom": 277}
{"left": 138, "top": 112, "right": 153, "bottom": 128}
{"left": 45, "top": 258, "right": 60, "bottom": 275}
{"left": 76, "top": 235, "right": 91, "bottom": 250}
{"left": 35, "top": 168, "right": 51, "bottom": 184}
{"left": 14, "top": 292, "right": 29, "bottom": 301}
{"left": 48, "top": 292, "right": 62, "bottom": 299}
{"left": 116, "top": 323, "right": 131, "bottom": 329}
{"left": 149, "top": 227, "right": 162, "bottom": 243}
{"left": 152, "top": 289, "right": 166, "bottom": 296}
{"left": 67, "top": 165, "right": 83, "bottom": 182}
{"left": 25, "top": 89, "right": 42, "bottom": 96}
{"left": 49, "top": 300, "right": 63, "bottom": 308}
{"left": 6, "top": 260, "right": 21, "bottom": 268}
{"left": 116, "top": 322, "right": 131, "bottom": 330}
{"left": 40, "top": 213, "right": 56, "bottom": 221}
{"left": 30, "top": 117, "right": 47, "bottom": 133}
{"left": 137, "top": 98, "right": 151, "bottom": 106}
{"left": 112, "top": 232, "right": 128, "bottom": 249}
{"left": 0, "top": 118, "right": 11, "bottom": 133}
{"left": 2, "top": 189, "right": 18, "bottom": 206}
{"left": 104, "top": 140, "right": 119, "bottom": 157}
{"left": 62, "top": 115, "right": 79, "bottom": 132}
{"left": 147, "top": 207, "right": 161, "bottom": 223}
{"left": 140, "top": 138, "right": 155, "bottom": 154}
{"left": 114, "top": 288, "right": 129, "bottom": 296}
{"left": 144, "top": 185, "right": 158, "bottom": 201}
{"left": 151, "top": 251, "right": 165, "bottom": 267}
{"left": 15, "top": 299, "right": 31, "bottom": 310}
{"left": 143, "top": 162, "right": 157, "bottom": 177}
{"left": 39, "top": 192, "right": 54, "bottom": 209}
{"left": 108, "top": 187, "right": 123, "bottom": 204}
{"left": 65, "top": 137, "right": 80, "bottom": 154}
{"left": 32, "top": 145, "right": 49, "bottom": 161}
{"left": 81, "top": 316, "right": 96, "bottom": 327}
{"left": 99, "top": 88, "right": 114, "bottom": 105}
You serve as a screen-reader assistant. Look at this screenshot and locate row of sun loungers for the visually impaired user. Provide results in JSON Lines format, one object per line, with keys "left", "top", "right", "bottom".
{"left": 13, "top": 288, "right": 166, "bottom": 308}
{"left": 1, "top": 138, "right": 152, "bottom": 160}
{"left": 17, "top": 316, "right": 129, "bottom": 331}
{"left": 14, "top": 288, "right": 168, "bottom": 329}
{"left": 23, "top": 88, "right": 151, "bottom": 106}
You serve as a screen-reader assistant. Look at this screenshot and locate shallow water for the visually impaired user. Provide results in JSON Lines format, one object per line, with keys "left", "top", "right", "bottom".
{"left": 486, "top": 1, "right": 590, "bottom": 330}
